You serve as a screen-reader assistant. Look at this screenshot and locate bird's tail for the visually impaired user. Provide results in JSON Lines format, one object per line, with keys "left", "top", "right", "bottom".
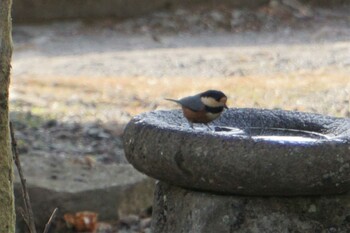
{"left": 165, "top": 98, "right": 180, "bottom": 104}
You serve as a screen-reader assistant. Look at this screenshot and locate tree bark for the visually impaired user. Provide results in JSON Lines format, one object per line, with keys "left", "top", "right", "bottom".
{"left": 0, "top": 0, "right": 15, "bottom": 232}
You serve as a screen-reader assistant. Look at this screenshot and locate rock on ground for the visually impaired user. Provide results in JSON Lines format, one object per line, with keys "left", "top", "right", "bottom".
{"left": 14, "top": 156, "right": 155, "bottom": 232}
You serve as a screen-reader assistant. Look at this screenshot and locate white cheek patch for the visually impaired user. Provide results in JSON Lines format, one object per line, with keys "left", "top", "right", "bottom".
{"left": 201, "top": 97, "right": 224, "bottom": 107}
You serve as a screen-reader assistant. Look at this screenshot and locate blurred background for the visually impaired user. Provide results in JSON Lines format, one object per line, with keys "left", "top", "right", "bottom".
{"left": 10, "top": 0, "right": 350, "bottom": 232}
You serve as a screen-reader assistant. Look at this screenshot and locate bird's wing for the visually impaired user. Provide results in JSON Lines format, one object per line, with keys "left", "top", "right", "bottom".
{"left": 178, "top": 95, "right": 204, "bottom": 112}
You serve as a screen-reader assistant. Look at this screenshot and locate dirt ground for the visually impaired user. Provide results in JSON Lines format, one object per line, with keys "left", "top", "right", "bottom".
{"left": 10, "top": 3, "right": 350, "bottom": 165}
{"left": 9, "top": 2, "right": 350, "bottom": 232}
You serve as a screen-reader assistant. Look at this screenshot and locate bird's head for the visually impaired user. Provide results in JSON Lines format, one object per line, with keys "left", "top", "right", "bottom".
{"left": 200, "top": 90, "right": 228, "bottom": 109}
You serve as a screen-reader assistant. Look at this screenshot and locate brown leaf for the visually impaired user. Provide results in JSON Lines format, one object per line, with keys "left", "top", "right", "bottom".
{"left": 64, "top": 211, "right": 98, "bottom": 232}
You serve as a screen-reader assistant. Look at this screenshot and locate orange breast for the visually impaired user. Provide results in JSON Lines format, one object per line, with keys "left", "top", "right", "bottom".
{"left": 182, "top": 107, "right": 218, "bottom": 123}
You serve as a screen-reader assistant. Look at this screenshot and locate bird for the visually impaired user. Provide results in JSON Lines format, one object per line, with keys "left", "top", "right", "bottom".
{"left": 165, "top": 90, "right": 228, "bottom": 128}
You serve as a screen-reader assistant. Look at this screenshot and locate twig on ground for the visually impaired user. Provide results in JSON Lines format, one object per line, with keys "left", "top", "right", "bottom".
{"left": 43, "top": 208, "right": 58, "bottom": 233}
{"left": 11, "top": 122, "right": 59, "bottom": 233}
{"left": 10, "top": 122, "right": 37, "bottom": 233}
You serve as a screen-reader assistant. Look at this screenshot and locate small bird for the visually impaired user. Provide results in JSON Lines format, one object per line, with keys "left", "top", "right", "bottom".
{"left": 166, "top": 90, "right": 228, "bottom": 128}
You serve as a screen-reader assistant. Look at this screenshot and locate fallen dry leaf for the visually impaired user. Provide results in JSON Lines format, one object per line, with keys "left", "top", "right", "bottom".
{"left": 64, "top": 211, "right": 98, "bottom": 232}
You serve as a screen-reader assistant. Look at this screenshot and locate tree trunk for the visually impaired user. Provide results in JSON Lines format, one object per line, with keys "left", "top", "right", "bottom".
{"left": 0, "top": 0, "right": 15, "bottom": 232}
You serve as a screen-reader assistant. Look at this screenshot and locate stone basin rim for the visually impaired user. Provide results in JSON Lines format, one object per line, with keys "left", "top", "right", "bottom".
{"left": 123, "top": 108, "right": 350, "bottom": 196}
{"left": 131, "top": 108, "right": 349, "bottom": 144}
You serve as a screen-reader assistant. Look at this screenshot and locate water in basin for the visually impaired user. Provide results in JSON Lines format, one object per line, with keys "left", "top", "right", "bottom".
{"left": 214, "top": 126, "right": 329, "bottom": 143}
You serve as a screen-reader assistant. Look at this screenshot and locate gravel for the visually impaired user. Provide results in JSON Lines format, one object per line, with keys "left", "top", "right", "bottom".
{"left": 12, "top": 5, "right": 350, "bottom": 79}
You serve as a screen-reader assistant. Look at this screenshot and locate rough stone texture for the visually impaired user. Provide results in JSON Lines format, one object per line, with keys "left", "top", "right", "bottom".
{"left": 152, "top": 182, "right": 350, "bottom": 233}
{"left": 14, "top": 156, "right": 155, "bottom": 232}
{"left": 123, "top": 108, "right": 350, "bottom": 196}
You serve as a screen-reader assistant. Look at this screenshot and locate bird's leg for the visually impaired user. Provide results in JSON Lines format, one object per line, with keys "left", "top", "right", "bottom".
{"left": 188, "top": 121, "right": 194, "bottom": 129}
{"left": 204, "top": 123, "right": 212, "bottom": 131}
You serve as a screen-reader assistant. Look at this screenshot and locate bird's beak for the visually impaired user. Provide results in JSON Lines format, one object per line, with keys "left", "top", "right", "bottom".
{"left": 224, "top": 104, "right": 228, "bottom": 109}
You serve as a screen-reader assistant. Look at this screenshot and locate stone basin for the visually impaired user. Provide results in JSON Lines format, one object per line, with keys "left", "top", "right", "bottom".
{"left": 123, "top": 108, "right": 350, "bottom": 196}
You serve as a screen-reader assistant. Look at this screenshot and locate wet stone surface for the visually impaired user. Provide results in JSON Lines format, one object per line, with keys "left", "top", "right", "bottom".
{"left": 124, "top": 108, "right": 350, "bottom": 196}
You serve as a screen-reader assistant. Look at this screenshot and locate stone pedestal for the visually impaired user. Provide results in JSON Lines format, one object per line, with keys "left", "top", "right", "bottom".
{"left": 123, "top": 108, "right": 350, "bottom": 233}
{"left": 152, "top": 182, "right": 350, "bottom": 233}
